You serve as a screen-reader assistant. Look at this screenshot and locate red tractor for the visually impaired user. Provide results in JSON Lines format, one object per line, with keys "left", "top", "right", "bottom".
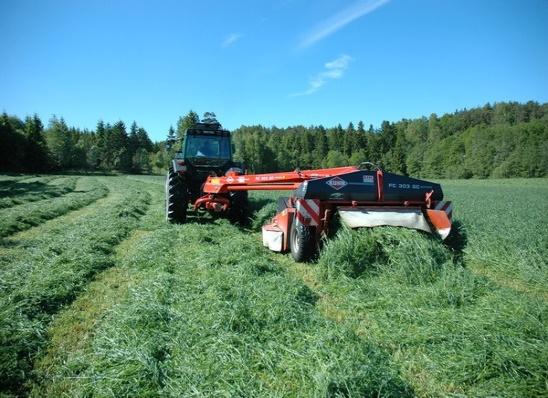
{"left": 165, "top": 121, "right": 248, "bottom": 224}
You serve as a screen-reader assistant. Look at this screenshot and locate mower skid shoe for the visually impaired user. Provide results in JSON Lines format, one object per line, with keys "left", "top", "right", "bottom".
{"left": 426, "top": 208, "right": 452, "bottom": 240}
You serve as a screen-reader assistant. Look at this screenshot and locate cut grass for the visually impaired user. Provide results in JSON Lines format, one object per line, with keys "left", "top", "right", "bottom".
{"left": 0, "top": 175, "right": 545, "bottom": 397}
{"left": 31, "top": 177, "right": 166, "bottom": 397}
{"left": 0, "top": 177, "right": 150, "bottom": 395}
{"left": 242, "top": 180, "right": 547, "bottom": 396}
{"left": 303, "top": 225, "right": 547, "bottom": 396}
{"left": 0, "top": 178, "right": 108, "bottom": 238}
{"left": 0, "top": 176, "right": 78, "bottom": 209}
{"left": 33, "top": 222, "right": 412, "bottom": 397}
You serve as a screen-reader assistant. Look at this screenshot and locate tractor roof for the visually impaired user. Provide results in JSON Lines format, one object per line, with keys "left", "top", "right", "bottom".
{"left": 187, "top": 122, "right": 229, "bottom": 136}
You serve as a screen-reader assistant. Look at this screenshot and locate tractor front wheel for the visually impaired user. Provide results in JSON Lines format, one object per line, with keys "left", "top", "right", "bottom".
{"left": 289, "top": 219, "right": 317, "bottom": 262}
{"left": 165, "top": 167, "right": 188, "bottom": 223}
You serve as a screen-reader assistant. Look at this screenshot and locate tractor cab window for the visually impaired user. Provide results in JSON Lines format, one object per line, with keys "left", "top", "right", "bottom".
{"left": 184, "top": 134, "right": 231, "bottom": 159}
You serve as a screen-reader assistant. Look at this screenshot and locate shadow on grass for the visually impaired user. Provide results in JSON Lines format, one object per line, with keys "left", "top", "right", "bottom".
{"left": 248, "top": 197, "right": 274, "bottom": 213}
{"left": 183, "top": 197, "right": 276, "bottom": 230}
{"left": 0, "top": 180, "right": 60, "bottom": 198}
{"left": 444, "top": 219, "right": 468, "bottom": 264}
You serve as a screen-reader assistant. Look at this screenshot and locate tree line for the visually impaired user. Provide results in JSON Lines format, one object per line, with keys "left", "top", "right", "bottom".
{"left": 0, "top": 110, "right": 205, "bottom": 175}
{"left": 232, "top": 101, "right": 548, "bottom": 178}
{"left": 0, "top": 113, "right": 159, "bottom": 174}
{"left": 1, "top": 101, "right": 547, "bottom": 178}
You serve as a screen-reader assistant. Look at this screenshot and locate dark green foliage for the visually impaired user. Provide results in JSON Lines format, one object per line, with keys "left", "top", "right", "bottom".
{"left": 0, "top": 113, "right": 49, "bottom": 172}
{"left": 3, "top": 102, "right": 546, "bottom": 177}
{"left": 0, "top": 113, "right": 156, "bottom": 174}
{"left": 233, "top": 101, "right": 548, "bottom": 177}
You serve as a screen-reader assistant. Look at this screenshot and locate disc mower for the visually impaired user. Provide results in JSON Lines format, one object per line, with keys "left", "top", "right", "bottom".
{"left": 167, "top": 124, "right": 453, "bottom": 262}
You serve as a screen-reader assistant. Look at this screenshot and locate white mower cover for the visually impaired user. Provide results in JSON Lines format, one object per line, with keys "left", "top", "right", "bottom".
{"left": 262, "top": 226, "right": 283, "bottom": 252}
{"left": 338, "top": 207, "right": 434, "bottom": 236}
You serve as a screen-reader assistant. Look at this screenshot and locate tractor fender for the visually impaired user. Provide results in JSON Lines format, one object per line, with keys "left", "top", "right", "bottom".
{"left": 172, "top": 159, "right": 187, "bottom": 173}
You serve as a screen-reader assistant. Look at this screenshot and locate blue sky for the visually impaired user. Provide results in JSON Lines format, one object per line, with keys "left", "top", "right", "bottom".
{"left": 1, "top": 0, "right": 547, "bottom": 141}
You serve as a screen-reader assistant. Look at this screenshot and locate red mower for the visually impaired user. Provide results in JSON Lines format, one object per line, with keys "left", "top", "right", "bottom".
{"left": 197, "top": 163, "right": 452, "bottom": 261}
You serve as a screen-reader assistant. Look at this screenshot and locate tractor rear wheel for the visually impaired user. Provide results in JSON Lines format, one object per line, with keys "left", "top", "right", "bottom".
{"left": 227, "top": 191, "right": 249, "bottom": 225}
{"left": 165, "top": 167, "right": 188, "bottom": 223}
{"left": 289, "top": 219, "right": 317, "bottom": 262}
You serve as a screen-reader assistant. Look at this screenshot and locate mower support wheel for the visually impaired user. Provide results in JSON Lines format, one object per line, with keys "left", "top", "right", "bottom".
{"left": 289, "top": 219, "right": 317, "bottom": 262}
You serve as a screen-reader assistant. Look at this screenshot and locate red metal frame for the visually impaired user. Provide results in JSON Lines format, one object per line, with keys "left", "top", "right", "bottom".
{"left": 188, "top": 166, "right": 452, "bottom": 255}
{"left": 202, "top": 166, "right": 359, "bottom": 194}
{"left": 194, "top": 166, "right": 435, "bottom": 212}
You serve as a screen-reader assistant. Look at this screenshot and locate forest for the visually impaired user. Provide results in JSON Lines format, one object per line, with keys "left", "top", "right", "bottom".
{"left": 1, "top": 101, "right": 546, "bottom": 178}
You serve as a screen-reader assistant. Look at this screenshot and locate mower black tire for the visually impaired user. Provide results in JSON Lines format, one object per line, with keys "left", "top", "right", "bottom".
{"left": 227, "top": 191, "right": 250, "bottom": 225}
{"left": 165, "top": 167, "right": 188, "bottom": 223}
{"left": 289, "top": 220, "right": 317, "bottom": 262}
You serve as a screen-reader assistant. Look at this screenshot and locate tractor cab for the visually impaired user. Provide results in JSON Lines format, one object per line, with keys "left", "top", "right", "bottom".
{"left": 182, "top": 122, "right": 232, "bottom": 166}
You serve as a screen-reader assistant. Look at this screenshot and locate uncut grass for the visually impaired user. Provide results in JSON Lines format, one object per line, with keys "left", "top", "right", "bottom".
{"left": 0, "top": 177, "right": 107, "bottom": 238}
{"left": 313, "top": 226, "right": 547, "bottom": 396}
{"left": 38, "top": 222, "right": 413, "bottom": 397}
{"left": 0, "top": 176, "right": 78, "bottom": 209}
{"left": 0, "top": 180, "right": 150, "bottom": 395}
{"left": 443, "top": 179, "right": 547, "bottom": 294}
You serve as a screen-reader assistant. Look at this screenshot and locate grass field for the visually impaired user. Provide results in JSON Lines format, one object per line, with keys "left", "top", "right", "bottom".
{"left": 0, "top": 175, "right": 546, "bottom": 397}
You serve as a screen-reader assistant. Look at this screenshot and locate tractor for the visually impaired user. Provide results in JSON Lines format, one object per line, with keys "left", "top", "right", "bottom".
{"left": 165, "top": 120, "right": 248, "bottom": 224}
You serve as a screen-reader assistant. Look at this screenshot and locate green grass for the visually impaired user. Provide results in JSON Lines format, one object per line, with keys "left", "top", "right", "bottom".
{"left": 0, "top": 176, "right": 78, "bottom": 209}
{"left": 0, "top": 176, "right": 150, "bottom": 395}
{"left": 33, "top": 223, "right": 412, "bottom": 397}
{"left": 304, "top": 227, "right": 546, "bottom": 396}
{"left": 0, "top": 177, "right": 108, "bottom": 238}
{"left": 0, "top": 175, "right": 545, "bottom": 397}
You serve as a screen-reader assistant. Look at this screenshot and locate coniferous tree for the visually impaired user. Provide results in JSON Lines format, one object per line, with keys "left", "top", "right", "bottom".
{"left": 46, "top": 117, "right": 73, "bottom": 169}
{"left": 24, "top": 114, "right": 50, "bottom": 171}
{"left": 166, "top": 126, "right": 176, "bottom": 150}
{"left": 176, "top": 110, "right": 199, "bottom": 140}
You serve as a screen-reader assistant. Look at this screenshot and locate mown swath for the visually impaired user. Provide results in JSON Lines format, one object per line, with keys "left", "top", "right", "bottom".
{"left": 0, "top": 178, "right": 108, "bottom": 238}
{"left": 0, "top": 175, "right": 545, "bottom": 397}
{"left": 0, "top": 178, "right": 150, "bottom": 396}
{"left": 0, "top": 176, "right": 78, "bottom": 209}
{"left": 34, "top": 223, "right": 412, "bottom": 397}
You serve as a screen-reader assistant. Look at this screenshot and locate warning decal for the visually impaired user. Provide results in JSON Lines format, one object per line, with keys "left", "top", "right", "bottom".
{"left": 362, "top": 175, "right": 374, "bottom": 185}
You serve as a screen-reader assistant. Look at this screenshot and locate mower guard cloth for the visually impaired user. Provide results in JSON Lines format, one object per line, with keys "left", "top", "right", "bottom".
{"left": 262, "top": 225, "right": 284, "bottom": 252}
{"left": 338, "top": 207, "right": 435, "bottom": 236}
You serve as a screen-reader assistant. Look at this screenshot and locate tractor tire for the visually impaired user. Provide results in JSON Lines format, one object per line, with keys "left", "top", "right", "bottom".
{"left": 165, "top": 167, "right": 188, "bottom": 223}
{"left": 289, "top": 219, "right": 317, "bottom": 262}
{"left": 227, "top": 191, "right": 250, "bottom": 225}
